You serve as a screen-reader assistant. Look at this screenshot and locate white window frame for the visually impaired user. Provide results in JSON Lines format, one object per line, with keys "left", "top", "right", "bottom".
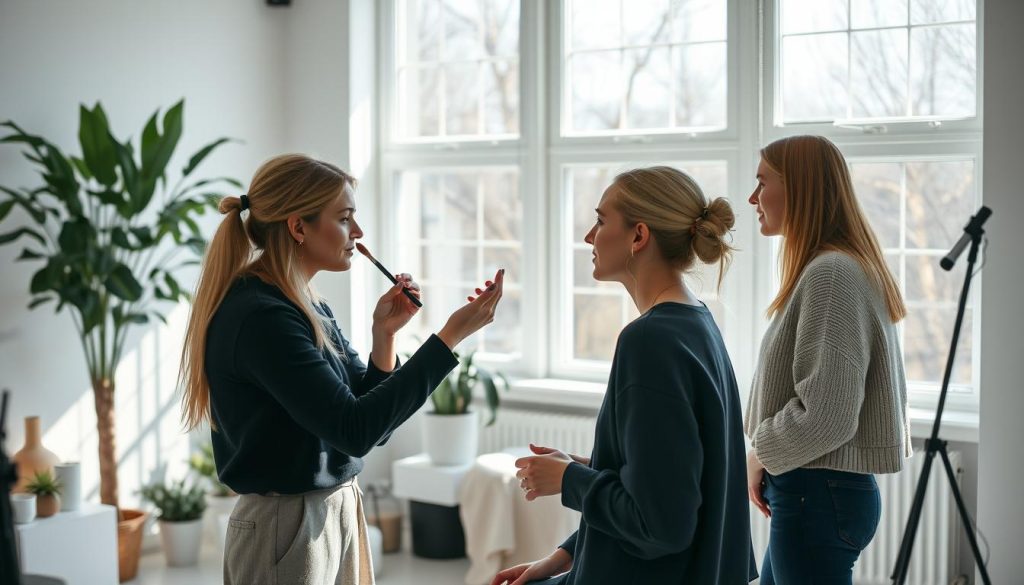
{"left": 376, "top": 0, "right": 982, "bottom": 414}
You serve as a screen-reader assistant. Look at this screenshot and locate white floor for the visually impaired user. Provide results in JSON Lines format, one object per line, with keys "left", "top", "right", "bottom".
{"left": 129, "top": 545, "right": 473, "bottom": 585}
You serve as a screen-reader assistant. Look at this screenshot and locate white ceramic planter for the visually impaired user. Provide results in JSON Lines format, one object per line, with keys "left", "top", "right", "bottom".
{"left": 159, "top": 518, "right": 203, "bottom": 567}
{"left": 422, "top": 411, "right": 478, "bottom": 466}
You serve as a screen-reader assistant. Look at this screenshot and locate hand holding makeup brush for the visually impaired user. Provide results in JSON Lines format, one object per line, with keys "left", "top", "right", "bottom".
{"left": 436, "top": 268, "right": 505, "bottom": 350}
{"left": 371, "top": 273, "right": 422, "bottom": 337}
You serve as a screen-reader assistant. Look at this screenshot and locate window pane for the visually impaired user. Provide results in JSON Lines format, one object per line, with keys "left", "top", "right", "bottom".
{"left": 675, "top": 43, "right": 727, "bottom": 127}
{"left": 569, "top": 51, "right": 622, "bottom": 132}
{"left": 671, "top": 0, "right": 727, "bottom": 43}
{"left": 904, "top": 308, "right": 972, "bottom": 387}
{"left": 906, "top": 254, "right": 967, "bottom": 304}
{"left": 911, "top": 0, "right": 975, "bottom": 25}
{"left": 396, "top": 0, "right": 519, "bottom": 140}
{"left": 625, "top": 47, "right": 672, "bottom": 129}
{"left": 782, "top": 0, "right": 847, "bottom": 35}
{"left": 570, "top": 0, "right": 621, "bottom": 51}
{"left": 624, "top": 0, "right": 672, "bottom": 46}
{"left": 910, "top": 25, "right": 976, "bottom": 117}
{"left": 397, "top": 168, "right": 522, "bottom": 357}
{"left": 851, "top": 162, "right": 902, "bottom": 249}
{"left": 573, "top": 294, "right": 622, "bottom": 361}
{"left": 904, "top": 160, "right": 975, "bottom": 250}
{"left": 570, "top": 166, "right": 618, "bottom": 242}
{"left": 782, "top": 33, "right": 849, "bottom": 121}
{"left": 565, "top": 0, "right": 729, "bottom": 135}
{"left": 778, "top": 0, "right": 977, "bottom": 123}
{"left": 851, "top": 29, "right": 909, "bottom": 118}
{"left": 852, "top": 0, "right": 908, "bottom": 29}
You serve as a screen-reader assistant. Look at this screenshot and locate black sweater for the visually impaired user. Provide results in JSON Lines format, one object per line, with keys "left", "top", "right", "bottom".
{"left": 555, "top": 303, "right": 758, "bottom": 584}
{"left": 205, "top": 276, "right": 457, "bottom": 495}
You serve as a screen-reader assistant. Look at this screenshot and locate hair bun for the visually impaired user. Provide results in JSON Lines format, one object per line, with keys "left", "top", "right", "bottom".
{"left": 691, "top": 197, "right": 735, "bottom": 265}
{"left": 218, "top": 195, "right": 245, "bottom": 215}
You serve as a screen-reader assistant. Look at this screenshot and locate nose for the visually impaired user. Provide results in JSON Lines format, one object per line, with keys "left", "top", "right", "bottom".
{"left": 748, "top": 189, "right": 758, "bottom": 206}
{"left": 584, "top": 224, "right": 596, "bottom": 245}
{"left": 351, "top": 219, "right": 364, "bottom": 240}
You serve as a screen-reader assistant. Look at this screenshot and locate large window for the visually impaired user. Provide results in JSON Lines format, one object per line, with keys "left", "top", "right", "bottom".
{"left": 382, "top": 0, "right": 982, "bottom": 408}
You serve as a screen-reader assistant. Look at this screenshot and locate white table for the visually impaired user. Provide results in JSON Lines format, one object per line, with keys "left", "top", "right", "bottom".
{"left": 15, "top": 503, "right": 118, "bottom": 585}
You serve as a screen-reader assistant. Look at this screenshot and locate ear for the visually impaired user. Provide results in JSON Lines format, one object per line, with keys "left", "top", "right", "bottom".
{"left": 632, "top": 222, "right": 651, "bottom": 254}
{"left": 286, "top": 215, "right": 305, "bottom": 244}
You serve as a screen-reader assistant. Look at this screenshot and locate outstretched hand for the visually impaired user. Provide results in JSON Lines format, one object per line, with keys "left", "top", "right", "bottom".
{"left": 515, "top": 443, "right": 573, "bottom": 502}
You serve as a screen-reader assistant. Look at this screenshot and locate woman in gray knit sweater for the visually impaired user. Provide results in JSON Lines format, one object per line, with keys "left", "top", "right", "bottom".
{"left": 745, "top": 135, "right": 912, "bottom": 584}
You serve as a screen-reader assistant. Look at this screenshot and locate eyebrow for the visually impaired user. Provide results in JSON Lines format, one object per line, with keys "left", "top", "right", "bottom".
{"left": 339, "top": 207, "right": 356, "bottom": 213}
{"left": 594, "top": 208, "right": 605, "bottom": 216}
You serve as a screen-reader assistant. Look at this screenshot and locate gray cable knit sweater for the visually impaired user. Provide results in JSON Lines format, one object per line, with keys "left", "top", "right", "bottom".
{"left": 745, "top": 251, "right": 912, "bottom": 476}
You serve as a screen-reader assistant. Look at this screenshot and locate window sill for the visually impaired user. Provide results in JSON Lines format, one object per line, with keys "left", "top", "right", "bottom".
{"left": 501, "top": 379, "right": 980, "bottom": 443}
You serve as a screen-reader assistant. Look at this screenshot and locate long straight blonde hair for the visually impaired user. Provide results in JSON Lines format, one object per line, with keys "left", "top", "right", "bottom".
{"left": 179, "top": 154, "right": 356, "bottom": 430}
{"left": 762, "top": 135, "right": 906, "bottom": 322}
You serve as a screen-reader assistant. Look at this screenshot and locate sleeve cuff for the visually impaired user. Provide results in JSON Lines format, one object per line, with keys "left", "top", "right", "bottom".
{"left": 560, "top": 461, "right": 599, "bottom": 512}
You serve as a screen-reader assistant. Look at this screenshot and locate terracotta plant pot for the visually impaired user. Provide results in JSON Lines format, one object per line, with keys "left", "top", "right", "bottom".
{"left": 117, "top": 508, "right": 147, "bottom": 582}
{"left": 12, "top": 416, "right": 60, "bottom": 493}
{"left": 35, "top": 493, "right": 61, "bottom": 518}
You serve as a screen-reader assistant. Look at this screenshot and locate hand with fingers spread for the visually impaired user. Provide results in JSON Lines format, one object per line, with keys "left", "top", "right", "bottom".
{"left": 371, "top": 273, "right": 421, "bottom": 337}
{"left": 491, "top": 548, "right": 573, "bottom": 585}
{"left": 747, "top": 449, "right": 770, "bottom": 518}
{"left": 515, "top": 443, "right": 573, "bottom": 502}
{"left": 437, "top": 268, "right": 505, "bottom": 350}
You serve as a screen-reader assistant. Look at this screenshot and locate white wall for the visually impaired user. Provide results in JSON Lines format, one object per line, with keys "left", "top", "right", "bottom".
{"left": 978, "top": 0, "right": 1024, "bottom": 581}
{"left": 0, "top": 0, "right": 288, "bottom": 507}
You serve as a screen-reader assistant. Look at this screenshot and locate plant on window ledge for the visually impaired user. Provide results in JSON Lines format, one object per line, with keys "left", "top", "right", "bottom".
{"left": 430, "top": 349, "right": 509, "bottom": 426}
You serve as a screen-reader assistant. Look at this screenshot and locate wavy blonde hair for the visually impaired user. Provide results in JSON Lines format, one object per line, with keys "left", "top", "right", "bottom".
{"left": 613, "top": 166, "right": 736, "bottom": 289}
{"left": 761, "top": 135, "right": 906, "bottom": 322}
{"left": 180, "top": 154, "right": 356, "bottom": 430}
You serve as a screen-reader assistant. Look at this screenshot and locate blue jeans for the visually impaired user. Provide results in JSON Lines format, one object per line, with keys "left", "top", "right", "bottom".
{"left": 761, "top": 468, "right": 881, "bottom": 585}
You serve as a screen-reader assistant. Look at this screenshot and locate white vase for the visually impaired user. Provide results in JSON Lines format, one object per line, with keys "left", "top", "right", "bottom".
{"left": 422, "top": 411, "right": 478, "bottom": 466}
{"left": 54, "top": 462, "right": 81, "bottom": 512}
{"left": 159, "top": 519, "right": 204, "bottom": 567}
{"left": 204, "top": 493, "right": 239, "bottom": 553}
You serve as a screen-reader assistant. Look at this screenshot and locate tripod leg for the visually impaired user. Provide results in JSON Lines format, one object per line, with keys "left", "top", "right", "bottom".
{"left": 891, "top": 450, "right": 937, "bottom": 584}
{"left": 938, "top": 447, "right": 991, "bottom": 585}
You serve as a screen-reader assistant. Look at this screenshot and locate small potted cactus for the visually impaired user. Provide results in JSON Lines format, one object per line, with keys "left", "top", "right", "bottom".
{"left": 139, "top": 478, "right": 207, "bottom": 567}
{"left": 25, "top": 470, "right": 62, "bottom": 518}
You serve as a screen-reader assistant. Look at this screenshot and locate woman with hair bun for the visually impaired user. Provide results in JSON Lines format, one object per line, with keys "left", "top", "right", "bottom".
{"left": 493, "top": 166, "right": 757, "bottom": 585}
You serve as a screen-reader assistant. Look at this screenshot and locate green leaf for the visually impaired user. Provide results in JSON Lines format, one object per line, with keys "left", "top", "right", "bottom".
{"left": 110, "top": 227, "right": 133, "bottom": 249}
{"left": 183, "top": 236, "right": 206, "bottom": 256}
{"left": 151, "top": 311, "right": 168, "bottom": 325}
{"left": 182, "top": 138, "right": 233, "bottom": 177}
{"left": 129, "top": 226, "right": 154, "bottom": 247}
{"left": 27, "top": 296, "right": 54, "bottom": 310}
{"left": 16, "top": 248, "right": 45, "bottom": 261}
{"left": 481, "top": 373, "right": 500, "bottom": 426}
{"left": 29, "top": 262, "right": 59, "bottom": 294}
{"left": 0, "top": 186, "right": 47, "bottom": 224}
{"left": 0, "top": 227, "right": 46, "bottom": 246}
{"left": 104, "top": 263, "right": 143, "bottom": 301}
{"left": 57, "top": 218, "right": 95, "bottom": 253}
{"left": 164, "top": 272, "right": 181, "bottom": 300}
{"left": 138, "top": 100, "right": 183, "bottom": 212}
{"left": 69, "top": 156, "right": 93, "bottom": 181}
{"left": 112, "top": 138, "right": 141, "bottom": 217}
{"left": 0, "top": 199, "right": 14, "bottom": 221}
{"left": 78, "top": 104, "right": 118, "bottom": 186}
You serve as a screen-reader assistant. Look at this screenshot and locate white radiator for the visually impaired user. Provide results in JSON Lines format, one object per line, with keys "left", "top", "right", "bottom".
{"left": 750, "top": 450, "right": 963, "bottom": 585}
{"left": 479, "top": 407, "right": 596, "bottom": 459}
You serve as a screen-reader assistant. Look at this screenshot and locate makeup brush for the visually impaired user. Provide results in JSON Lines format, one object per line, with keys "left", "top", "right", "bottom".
{"left": 355, "top": 243, "right": 423, "bottom": 308}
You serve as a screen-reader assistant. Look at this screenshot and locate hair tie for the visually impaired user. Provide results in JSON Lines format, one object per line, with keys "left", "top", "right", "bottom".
{"left": 239, "top": 194, "right": 250, "bottom": 211}
{"left": 700, "top": 207, "right": 709, "bottom": 219}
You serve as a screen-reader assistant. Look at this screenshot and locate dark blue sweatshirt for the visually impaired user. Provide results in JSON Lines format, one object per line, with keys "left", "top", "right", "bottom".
{"left": 552, "top": 302, "right": 757, "bottom": 584}
{"left": 204, "top": 276, "right": 457, "bottom": 495}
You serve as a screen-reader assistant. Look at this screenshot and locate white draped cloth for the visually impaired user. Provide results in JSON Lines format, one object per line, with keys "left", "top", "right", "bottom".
{"left": 459, "top": 449, "right": 580, "bottom": 585}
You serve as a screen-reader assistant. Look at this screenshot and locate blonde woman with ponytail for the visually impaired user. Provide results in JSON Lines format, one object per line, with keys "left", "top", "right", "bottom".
{"left": 179, "top": 154, "right": 503, "bottom": 585}
{"left": 494, "top": 167, "right": 757, "bottom": 585}
{"left": 745, "top": 136, "right": 911, "bottom": 584}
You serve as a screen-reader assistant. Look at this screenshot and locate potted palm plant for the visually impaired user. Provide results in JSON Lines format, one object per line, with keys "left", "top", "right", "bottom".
{"left": 25, "top": 470, "right": 62, "bottom": 518}
{"left": 423, "top": 350, "right": 509, "bottom": 466}
{"left": 139, "top": 477, "right": 207, "bottom": 567}
{"left": 0, "top": 100, "right": 237, "bottom": 580}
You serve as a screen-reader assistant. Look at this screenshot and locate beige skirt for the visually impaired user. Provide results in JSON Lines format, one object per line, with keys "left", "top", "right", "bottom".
{"left": 224, "top": 479, "right": 374, "bottom": 585}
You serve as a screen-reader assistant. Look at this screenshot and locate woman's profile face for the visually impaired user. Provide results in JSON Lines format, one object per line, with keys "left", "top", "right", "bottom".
{"left": 302, "top": 183, "right": 363, "bottom": 274}
{"left": 749, "top": 158, "right": 786, "bottom": 237}
{"left": 584, "top": 184, "right": 634, "bottom": 283}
